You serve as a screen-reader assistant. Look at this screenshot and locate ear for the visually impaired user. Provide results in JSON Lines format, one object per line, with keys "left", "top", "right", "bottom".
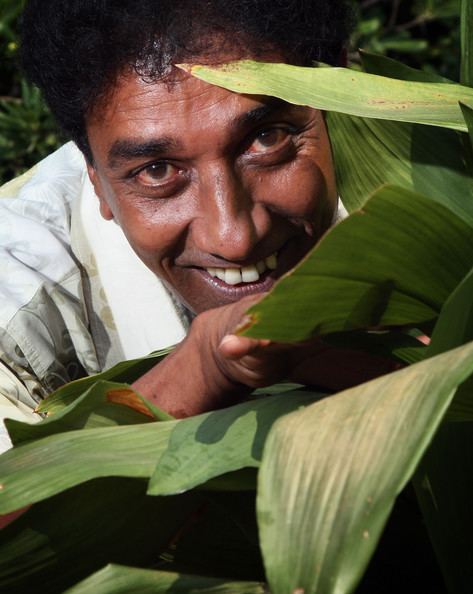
{"left": 87, "top": 163, "right": 114, "bottom": 221}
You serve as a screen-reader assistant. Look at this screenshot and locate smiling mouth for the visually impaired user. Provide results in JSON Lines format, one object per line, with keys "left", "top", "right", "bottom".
{"left": 204, "top": 252, "right": 278, "bottom": 286}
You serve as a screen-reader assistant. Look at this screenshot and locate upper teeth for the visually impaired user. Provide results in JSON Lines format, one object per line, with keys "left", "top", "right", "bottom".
{"left": 206, "top": 253, "right": 278, "bottom": 285}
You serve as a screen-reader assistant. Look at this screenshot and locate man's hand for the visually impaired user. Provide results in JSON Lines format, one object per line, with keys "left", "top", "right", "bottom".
{"left": 132, "top": 295, "right": 400, "bottom": 418}
{"left": 132, "top": 294, "right": 283, "bottom": 417}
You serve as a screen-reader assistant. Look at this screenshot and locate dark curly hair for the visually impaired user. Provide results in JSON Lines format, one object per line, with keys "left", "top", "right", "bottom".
{"left": 21, "top": 0, "right": 355, "bottom": 162}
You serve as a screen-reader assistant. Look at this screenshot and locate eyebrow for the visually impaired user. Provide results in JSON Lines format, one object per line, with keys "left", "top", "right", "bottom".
{"left": 234, "top": 98, "right": 289, "bottom": 129}
{"left": 107, "top": 98, "right": 291, "bottom": 169}
{"left": 108, "top": 137, "right": 181, "bottom": 169}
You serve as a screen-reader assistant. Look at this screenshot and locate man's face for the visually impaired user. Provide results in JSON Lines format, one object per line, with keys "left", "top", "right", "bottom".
{"left": 87, "top": 65, "right": 337, "bottom": 314}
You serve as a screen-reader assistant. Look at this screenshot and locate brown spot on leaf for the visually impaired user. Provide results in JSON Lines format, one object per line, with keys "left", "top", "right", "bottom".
{"left": 107, "top": 389, "right": 155, "bottom": 419}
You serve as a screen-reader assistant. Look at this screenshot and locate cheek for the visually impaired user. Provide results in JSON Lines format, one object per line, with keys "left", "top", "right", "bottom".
{"left": 258, "top": 158, "right": 333, "bottom": 220}
{"left": 113, "top": 197, "right": 192, "bottom": 267}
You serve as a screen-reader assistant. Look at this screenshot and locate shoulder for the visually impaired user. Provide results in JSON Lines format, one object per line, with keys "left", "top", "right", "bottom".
{"left": 0, "top": 144, "right": 96, "bottom": 395}
{"left": 0, "top": 142, "right": 87, "bottom": 231}
{"left": 0, "top": 143, "right": 89, "bottom": 324}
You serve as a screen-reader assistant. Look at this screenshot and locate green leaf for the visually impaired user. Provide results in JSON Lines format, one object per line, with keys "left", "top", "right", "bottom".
{"left": 412, "top": 262, "right": 473, "bottom": 590}
{"left": 66, "top": 565, "right": 266, "bottom": 594}
{"left": 0, "top": 477, "right": 207, "bottom": 594}
{"left": 37, "top": 346, "right": 174, "bottom": 414}
{"left": 340, "top": 51, "right": 473, "bottom": 222}
{"left": 0, "top": 423, "right": 170, "bottom": 514}
{"left": 148, "top": 390, "right": 321, "bottom": 495}
{"left": 360, "top": 50, "right": 453, "bottom": 83}
{"left": 5, "top": 381, "right": 165, "bottom": 446}
{"left": 327, "top": 112, "right": 473, "bottom": 219}
{"left": 460, "top": 102, "right": 473, "bottom": 155}
{"left": 378, "top": 38, "right": 429, "bottom": 53}
{"left": 0, "top": 392, "right": 317, "bottom": 514}
{"left": 186, "top": 61, "right": 473, "bottom": 131}
{"left": 428, "top": 266, "right": 473, "bottom": 357}
{"left": 323, "top": 330, "right": 427, "bottom": 365}
{"left": 257, "top": 341, "right": 473, "bottom": 594}
{"left": 242, "top": 186, "right": 473, "bottom": 341}
{"left": 413, "top": 423, "right": 473, "bottom": 594}
{"left": 461, "top": 0, "right": 473, "bottom": 87}
{"left": 427, "top": 264, "right": 473, "bottom": 421}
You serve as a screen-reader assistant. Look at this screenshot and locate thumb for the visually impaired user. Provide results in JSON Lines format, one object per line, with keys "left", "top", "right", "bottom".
{"left": 218, "top": 334, "right": 271, "bottom": 360}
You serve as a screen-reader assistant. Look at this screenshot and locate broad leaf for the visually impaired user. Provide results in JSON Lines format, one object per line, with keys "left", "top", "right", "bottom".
{"left": 0, "top": 478, "right": 203, "bottom": 594}
{"left": 328, "top": 113, "right": 473, "bottom": 219}
{"left": 428, "top": 266, "right": 473, "bottom": 358}
{"left": 37, "top": 346, "right": 174, "bottom": 414}
{"left": 324, "top": 330, "right": 427, "bottom": 365}
{"left": 257, "top": 341, "right": 473, "bottom": 594}
{"left": 0, "top": 422, "right": 168, "bottom": 514}
{"left": 242, "top": 186, "right": 473, "bottom": 341}
{"left": 461, "top": 0, "right": 473, "bottom": 87}
{"left": 0, "top": 392, "right": 317, "bottom": 514}
{"left": 411, "top": 263, "right": 473, "bottom": 591}
{"left": 413, "top": 423, "right": 473, "bottom": 594}
{"left": 5, "top": 381, "right": 164, "bottom": 446}
{"left": 427, "top": 265, "right": 473, "bottom": 422}
{"left": 461, "top": 102, "right": 473, "bottom": 154}
{"left": 148, "top": 390, "right": 320, "bottom": 495}
{"left": 359, "top": 50, "right": 453, "bottom": 83}
{"left": 327, "top": 57, "right": 473, "bottom": 220}
{"left": 66, "top": 565, "right": 266, "bottom": 594}
{"left": 186, "top": 61, "right": 473, "bottom": 131}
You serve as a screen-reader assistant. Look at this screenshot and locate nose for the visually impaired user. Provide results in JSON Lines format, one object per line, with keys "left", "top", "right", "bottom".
{"left": 192, "top": 162, "right": 271, "bottom": 262}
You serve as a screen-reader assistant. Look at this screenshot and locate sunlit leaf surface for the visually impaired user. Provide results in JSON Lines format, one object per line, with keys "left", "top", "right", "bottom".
{"left": 148, "top": 390, "right": 321, "bottom": 495}
{"left": 242, "top": 186, "right": 473, "bottom": 341}
{"left": 0, "top": 390, "right": 317, "bottom": 514}
{"left": 186, "top": 61, "right": 473, "bottom": 131}
{"left": 257, "top": 342, "right": 473, "bottom": 594}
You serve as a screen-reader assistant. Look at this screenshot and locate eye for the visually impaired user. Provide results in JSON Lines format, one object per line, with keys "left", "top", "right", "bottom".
{"left": 134, "top": 162, "right": 181, "bottom": 187}
{"left": 248, "top": 127, "right": 291, "bottom": 154}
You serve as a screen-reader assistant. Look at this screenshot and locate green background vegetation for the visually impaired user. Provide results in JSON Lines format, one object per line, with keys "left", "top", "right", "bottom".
{"left": 0, "top": 0, "right": 462, "bottom": 185}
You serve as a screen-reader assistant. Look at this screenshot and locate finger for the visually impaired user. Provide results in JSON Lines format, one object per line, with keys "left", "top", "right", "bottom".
{"left": 218, "top": 334, "right": 271, "bottom": 360}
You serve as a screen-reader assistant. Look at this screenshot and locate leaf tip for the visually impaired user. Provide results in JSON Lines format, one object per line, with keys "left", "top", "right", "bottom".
{"left": 236, "top": 313, "right": 259, "bottom": 335}
{"left": 175, "top": 63, "right": 193, "bottom": 74}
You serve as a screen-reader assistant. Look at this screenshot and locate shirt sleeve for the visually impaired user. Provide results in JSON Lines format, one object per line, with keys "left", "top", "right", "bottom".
{"left": 0, "top": 359, "right": 43, "bottom": 454}
{"left": 0, "top": 144, "right": 92, "bottom": 454}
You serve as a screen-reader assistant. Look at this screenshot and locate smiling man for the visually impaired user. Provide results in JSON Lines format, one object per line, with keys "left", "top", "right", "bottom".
{"left": 0, "top": 0, "right": 373, "bottom": 447}
{"left": 88, "top": 81, "right": 337, "bottom": 313}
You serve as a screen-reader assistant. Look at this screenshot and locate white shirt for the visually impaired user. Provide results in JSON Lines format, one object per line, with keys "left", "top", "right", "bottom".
{"left": 0, "top": 142, "right": 188, "bottom": 451}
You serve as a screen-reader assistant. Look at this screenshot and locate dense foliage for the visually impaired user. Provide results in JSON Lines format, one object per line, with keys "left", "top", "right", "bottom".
{"left": 0, "top": 1, "right": 472, "bottom": 593}
{"left": 0, "top": 0, "right": 463, "bottom": 184}
{"left": 0, "top": 0, "right": 61, "bottom": 184}
{"left": 352, "top": 0, "right": 461, "bottom": 78}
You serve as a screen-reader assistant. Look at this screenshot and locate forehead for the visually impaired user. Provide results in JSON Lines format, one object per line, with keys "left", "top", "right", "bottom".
{"left": 94, "top": 70, "right": 278, "bottom": 125}
{"left": 86, "top": 69, "right": 307, "bottom": 161}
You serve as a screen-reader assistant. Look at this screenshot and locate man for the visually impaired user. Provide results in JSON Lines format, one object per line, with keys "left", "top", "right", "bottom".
{"left": 1, "top": 0, "right": 390, "bottom": 449}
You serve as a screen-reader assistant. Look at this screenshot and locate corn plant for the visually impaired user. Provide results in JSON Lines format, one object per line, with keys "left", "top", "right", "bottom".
{"left": 0, "top": 1, "right": 472, "bottom": 593}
